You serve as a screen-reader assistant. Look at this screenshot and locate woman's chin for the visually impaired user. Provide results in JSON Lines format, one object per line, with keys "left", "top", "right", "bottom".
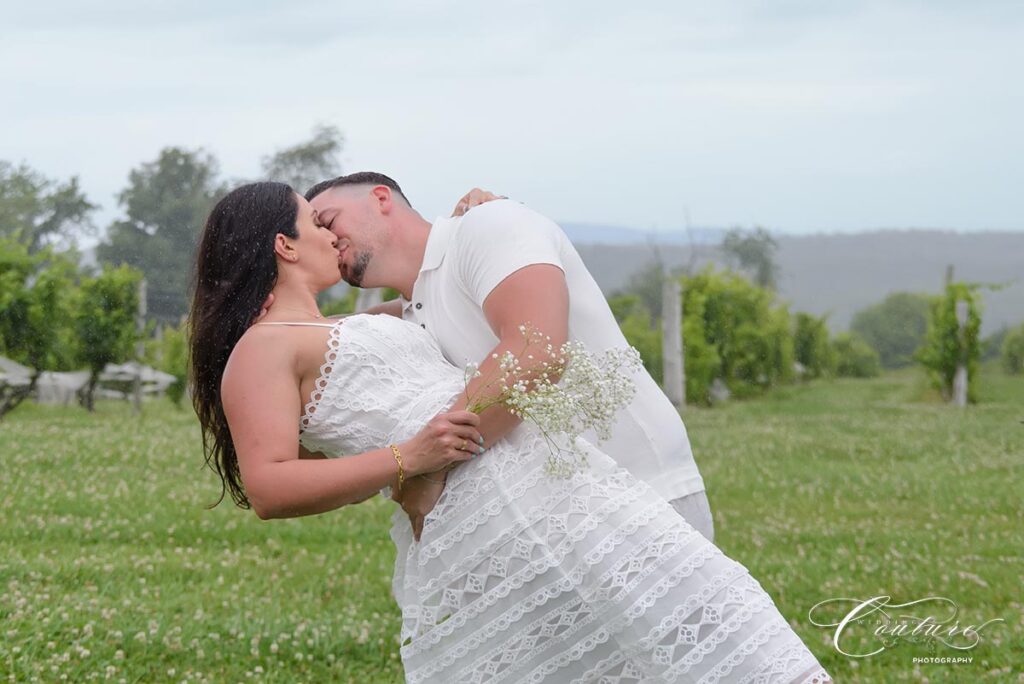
{"left": 318, "top": 272, "right": 343, "bottom": 292}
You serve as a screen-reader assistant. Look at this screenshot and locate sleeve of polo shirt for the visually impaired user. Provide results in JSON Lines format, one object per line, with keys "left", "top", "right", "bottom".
{"left": 452, "top": 200, "right": 566, "bottom": 306}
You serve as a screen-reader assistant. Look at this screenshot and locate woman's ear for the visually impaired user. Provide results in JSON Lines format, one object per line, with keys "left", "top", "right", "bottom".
{"left": 274, "top": 233, "right": 298, "bottom": 263}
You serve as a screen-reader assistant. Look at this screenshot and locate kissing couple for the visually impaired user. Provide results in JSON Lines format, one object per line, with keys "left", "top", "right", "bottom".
{"left": 189, "top": 173, "right": 831, "bottom": 683}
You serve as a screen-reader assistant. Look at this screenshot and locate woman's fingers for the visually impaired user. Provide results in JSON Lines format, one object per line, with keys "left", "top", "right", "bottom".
{"left": 451, "top": 427, "right": 485, "bottom": 453}
{"left": 250, "top": 292, "right": 276, "bottom": 325}
{"left": 445, "top": 410, "right": 480, "bottom": 427}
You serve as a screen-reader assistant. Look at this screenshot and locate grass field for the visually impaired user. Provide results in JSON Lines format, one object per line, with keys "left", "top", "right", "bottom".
{"left": 1, "top": 364, "right": 1021, "bottom": 683}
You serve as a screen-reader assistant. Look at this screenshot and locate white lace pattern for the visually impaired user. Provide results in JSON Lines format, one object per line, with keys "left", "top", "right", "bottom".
{"left": 300, "top": 314, "right": 832, "bottom": 683}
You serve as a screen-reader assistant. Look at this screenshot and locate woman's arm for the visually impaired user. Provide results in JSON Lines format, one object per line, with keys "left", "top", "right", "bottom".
{"left": 358, "top": 298, "right": 403, "bottom": 318}
{"left": 452, "top": 188, "right": 505, "bottom": 217}
{"left": 222, "top": 334, "right": 483, "bottom": 520}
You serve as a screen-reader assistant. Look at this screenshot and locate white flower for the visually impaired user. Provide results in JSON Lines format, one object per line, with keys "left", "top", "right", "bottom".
{"left": 465, "top": 324, "right": 642, "bottom": 476}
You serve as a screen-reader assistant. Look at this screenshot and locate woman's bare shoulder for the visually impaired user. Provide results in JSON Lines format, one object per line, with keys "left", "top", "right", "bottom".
{"left": 222, "top": 325, "right": 298, "bottom": 393}
{"left": 233, "top": 323, "right": 296, "bottom": 359}
{"left": 224, "top": 322, "right": 337, "bottom": 388}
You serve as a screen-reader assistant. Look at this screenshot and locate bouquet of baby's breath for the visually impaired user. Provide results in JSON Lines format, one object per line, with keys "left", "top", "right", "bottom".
{"left": 464, "top": 324, "right": 643, "bottom": 476}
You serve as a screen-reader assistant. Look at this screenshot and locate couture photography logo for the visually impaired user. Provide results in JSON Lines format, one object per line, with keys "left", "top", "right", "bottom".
{"left": 808, "top": 595, "right": 1006, "bottom": 662}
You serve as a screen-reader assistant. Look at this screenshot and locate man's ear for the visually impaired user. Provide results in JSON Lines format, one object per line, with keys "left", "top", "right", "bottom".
{"left": 273, "top": 233, "right": 297, "bottom": 262}
{"left": 371, "top": 185, "right": 393, "bottom": 214}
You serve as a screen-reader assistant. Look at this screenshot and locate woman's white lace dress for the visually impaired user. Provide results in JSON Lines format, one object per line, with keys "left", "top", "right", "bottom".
{"left": 298, "top": 314, "right": 831, "bottom": 684}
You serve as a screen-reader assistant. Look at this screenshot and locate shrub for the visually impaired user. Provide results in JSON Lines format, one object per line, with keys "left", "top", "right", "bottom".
{"left": 680, "top": 266, "right": 793, "bottom": 402}
{"left": 981, "top": 325, "right": 1009, "bottom": 361}
{"left": 1001, "top": 324, "right": 1024, "bottom": 375}
{"left": 793, "top": 312, "right": 836, "bottom": 379}
{"left": 147, "top": 321, "right": 189, "bottom": 407}
{"left": 679, "top": 289, "right": 720, "bottom": 405}
{"left": 832, "top": 333, "right": 882, "bottom": 378}
{"left": 914, "top": 282, "right": 982, "bottom": 403}
{"left": 608, "top": 295, "right": 662, "bottom": 383}
{"left": 850, "top": 292, "right": 931, "bottom": 368}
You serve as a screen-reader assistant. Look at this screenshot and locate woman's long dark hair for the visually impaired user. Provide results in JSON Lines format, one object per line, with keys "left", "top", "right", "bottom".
{"left": 189, "top": 182, "right": 298, "bottom": 509}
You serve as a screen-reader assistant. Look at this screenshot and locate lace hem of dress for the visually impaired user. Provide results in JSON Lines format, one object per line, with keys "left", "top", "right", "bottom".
{"left": 404, "top": 497, "right": 686, "bottom": 671}
{"left": 520, "top": 587, "right": 774, "bottom": 684}
{"left": 403, "top": 474, "right": 654, "bottom": 650}
{"left": 403, "top": 511, "right": 716, "bottom": 684}
{"left": 412, "top": 544, "right": 815, "bottom": 684}
{"left": 522, "top": 588, "right": 774, "bottom": 684}
{"left": 737, "top": 640, "right": 832, "bottom": 684}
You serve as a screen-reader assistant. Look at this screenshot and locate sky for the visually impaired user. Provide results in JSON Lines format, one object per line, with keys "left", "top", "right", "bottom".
{"left": 2, "top": 0, "right": 1022, "bottom": 241}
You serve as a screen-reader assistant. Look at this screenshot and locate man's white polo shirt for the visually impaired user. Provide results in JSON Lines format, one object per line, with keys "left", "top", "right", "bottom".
{"left": 401, "top": 200, "right": 706, "bottom": 502}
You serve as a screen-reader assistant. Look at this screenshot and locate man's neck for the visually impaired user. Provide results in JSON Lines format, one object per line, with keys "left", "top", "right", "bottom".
{"left": 391, "top": 214, "right": 433, "bottom": 300}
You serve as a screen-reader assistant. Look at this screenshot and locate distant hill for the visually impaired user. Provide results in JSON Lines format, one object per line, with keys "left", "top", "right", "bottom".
{"left": 569, "top": 228, "right": 1023, "bottom": 337}
{"left": 559, "top": 223, "right": 725, "bottom": 246}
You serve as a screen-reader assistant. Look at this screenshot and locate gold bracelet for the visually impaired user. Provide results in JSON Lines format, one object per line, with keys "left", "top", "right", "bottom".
{"left": 389, "top": 444, "right": 404, "bottom": 495}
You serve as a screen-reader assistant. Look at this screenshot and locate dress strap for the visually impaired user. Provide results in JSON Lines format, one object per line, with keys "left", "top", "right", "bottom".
{"left": 254, "top": 321, "right": 339, "bottom": 329}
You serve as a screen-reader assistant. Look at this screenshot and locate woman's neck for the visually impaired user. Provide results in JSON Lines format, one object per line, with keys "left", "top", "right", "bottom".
{"left": 265, "top": 285, "right": 323, "bottom": 320}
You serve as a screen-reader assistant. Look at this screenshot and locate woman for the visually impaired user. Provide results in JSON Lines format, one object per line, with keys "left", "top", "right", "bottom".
{"left": 191, "top": 182, "right": 832, "bottom": 683}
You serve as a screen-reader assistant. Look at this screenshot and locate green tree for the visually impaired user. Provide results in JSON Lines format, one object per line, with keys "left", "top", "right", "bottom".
{"left": 914, "top": 282, "right": 983, "bottom": 403}
{"left": 73, "top": 265, "right": 142, "bottom": 411}
{"left": 793, "top": 312, "right": 836, "bottom": 379}
{"left": 262, "top": 124, "right": 344, "bottom": 193}
{"left": 999, "top": 324, "right": 1024, "bottom": 375}
{"left": 0, "top": 160, "right": 96, "bottom": 252}
{"left": 0, "top": 240, "right": 77, "bottom": 418}
{"left": 850, "top": 292, "right": 931, "bottom": 368}
{"left": 720, "top": 226, "right": 779, "bottom": 291}
{"left": 832, "top": 332, "right": 882, "bottom": 378}
{"left": 98, "top": 148, "right": 224, "bottom": 323}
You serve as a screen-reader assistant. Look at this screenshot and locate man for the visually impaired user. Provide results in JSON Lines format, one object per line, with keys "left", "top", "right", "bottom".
{"left": 305, "top": 172, "right": 714, "bottom": 542}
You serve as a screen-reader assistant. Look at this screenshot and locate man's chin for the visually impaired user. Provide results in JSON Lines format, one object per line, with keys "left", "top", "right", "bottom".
{"left": 338, "top": 266, "right": 355, "bottom": 287}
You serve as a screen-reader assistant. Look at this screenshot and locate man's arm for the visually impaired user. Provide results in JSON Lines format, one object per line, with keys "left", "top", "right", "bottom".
{"left": 450, "top": 263, "right": 570, "bottom": 446}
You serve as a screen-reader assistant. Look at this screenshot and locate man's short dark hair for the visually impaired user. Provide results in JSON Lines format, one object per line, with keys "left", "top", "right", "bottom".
{"left": 305, "top": 172, "right": 411, "bottom": 206}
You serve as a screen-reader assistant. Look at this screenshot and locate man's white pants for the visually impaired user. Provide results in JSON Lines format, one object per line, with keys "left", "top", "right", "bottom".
{"left": 668, "top": 490, "right": 715, "bottom": 542}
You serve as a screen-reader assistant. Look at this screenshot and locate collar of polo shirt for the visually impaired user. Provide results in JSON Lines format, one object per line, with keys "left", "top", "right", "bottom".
{"left": 401, "top": 216, "right": 458, "bottom": 314}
